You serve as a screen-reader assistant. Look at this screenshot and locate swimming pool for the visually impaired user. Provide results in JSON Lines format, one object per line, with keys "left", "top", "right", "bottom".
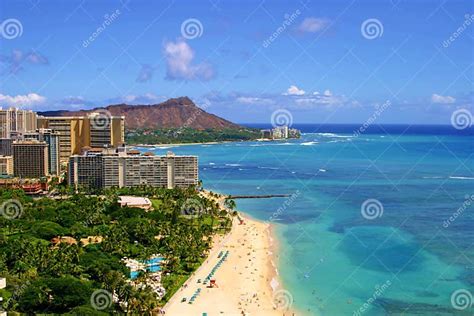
{"left": 129, "top": 257, "right": 164, "bottom": 279}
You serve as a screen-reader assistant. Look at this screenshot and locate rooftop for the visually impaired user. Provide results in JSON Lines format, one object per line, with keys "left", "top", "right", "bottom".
{"left": 74, "top": 147, "right": 197, "bottom": 158}
{"left": 12, "top": 139, "right": 47, "bottom": 145}
{"left": 118, "top": 196, "right": 152, "bottom": 209}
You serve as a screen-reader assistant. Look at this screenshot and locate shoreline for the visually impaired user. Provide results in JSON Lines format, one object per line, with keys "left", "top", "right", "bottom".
{"left": 163, "top": 191, "right": 297, "bottom": 315}
{"left": 129, "top": 138, "right": 298, "bottom": 148}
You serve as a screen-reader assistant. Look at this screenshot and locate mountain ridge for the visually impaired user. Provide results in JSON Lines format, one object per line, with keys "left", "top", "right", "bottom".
{"left": 38, "top": 97, "right": 240, "bottom": 130}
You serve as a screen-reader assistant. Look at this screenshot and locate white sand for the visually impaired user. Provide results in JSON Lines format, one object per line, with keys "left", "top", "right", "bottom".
{"left": 163, "top": 211, "right": 296, "bottom": 316}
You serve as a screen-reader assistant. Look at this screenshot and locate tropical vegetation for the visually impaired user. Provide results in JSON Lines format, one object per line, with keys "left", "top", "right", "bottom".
{"left": 126, "top": 127, "right": 262, "bottom": 144}
{"left": 0, "top": 186, "right": 235, "bottom": 314}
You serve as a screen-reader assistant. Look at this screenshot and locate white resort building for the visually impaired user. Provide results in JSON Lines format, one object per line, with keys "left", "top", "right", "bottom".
{"left": 68, "top": 147, "right": 198, "bottom": 190}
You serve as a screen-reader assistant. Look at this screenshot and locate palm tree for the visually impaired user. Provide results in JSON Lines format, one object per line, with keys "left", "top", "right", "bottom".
{"left": 224, "top": 198, "right": 236, "bottom": 211}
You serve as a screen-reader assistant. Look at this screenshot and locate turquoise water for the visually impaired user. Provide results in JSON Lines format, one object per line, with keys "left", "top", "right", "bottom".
{"left": 139, "top": 128, "right": 474, "bottom": 315}
{"left": 130, "top": 257, "right": 164, "bottom": 279}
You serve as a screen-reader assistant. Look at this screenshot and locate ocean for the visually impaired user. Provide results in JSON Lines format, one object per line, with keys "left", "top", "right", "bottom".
{"left": 137, "top": 124, "right": 474, "bottom": 315}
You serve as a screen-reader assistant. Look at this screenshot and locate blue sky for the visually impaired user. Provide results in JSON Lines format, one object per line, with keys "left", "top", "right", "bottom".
{"left": 0, "top": 0, "right": 473, "bottom": 124}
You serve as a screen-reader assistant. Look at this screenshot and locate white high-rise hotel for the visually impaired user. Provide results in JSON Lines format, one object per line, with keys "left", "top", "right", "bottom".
{"left": 0, "top": 107, "right": 38, "bottom": 138}
{"left": 69, "top": 148, "right": 198, "bottom": 189}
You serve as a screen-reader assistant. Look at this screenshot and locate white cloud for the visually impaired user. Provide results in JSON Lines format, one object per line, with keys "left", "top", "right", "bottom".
{"left": 118, "top": 93, "right": 165, "bottom": 104}
{"left": 297, "top": 17, "right": 330, "bottom": 33}
{"left": 0, "top": 93, "right": 46, "bottom": 107}
{"left": 237, "top": 97, "right": 259, "bottom": 104}
{"left": 431, "top": 93, "right": 456, "bottom": 104}
{"left": 284, "top": 85, "right": 305, "bottom": 96}
{"left": 237, "top": 96, "right": 274, "bottom": 105}
{"left": 313, "top": 90, "right": 332, "bottom": 96}
{"left": 164, "top": 40, "right": 215, "bottom": 81}
{"left": 294, "top": 91, "right": 348, "bottom": 108}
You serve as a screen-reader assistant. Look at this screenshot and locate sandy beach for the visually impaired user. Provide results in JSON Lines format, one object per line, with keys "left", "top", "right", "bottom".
{"left": 164, "top": 193, "right": 295, "bottom": 316}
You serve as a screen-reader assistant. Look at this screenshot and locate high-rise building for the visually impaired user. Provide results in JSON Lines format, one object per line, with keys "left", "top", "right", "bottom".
{"left": 12, "top": 140, "right": 49, "bottom": 178}
{"left": 272, "top": 126, "right": 289, "bottom": 139}
{"left": 0, "top": 156, "right": 13, "bottom": 176}
{"left": 24, "top": 129, "right": 61, "bottom": 175}
{"left": 89, "top": 113, "right": 125, "bottom": 148}
{"left": 68, "top": 153, "right": 103, "bottom": 189}
{"left": 37, "top": 116, "right": 87, "bottom": 163}
{"left": 68, "top": 148, "right": 198, "bottom": 190}
{"left": 268, "top": 126, "right": 299, "bottom": 139}
{"left": 0, "top": 107, "right": 37, "bottom": 138}
{"left": 166, "top": 152, "right": 199, "bottom": 188}
{"left": 0, "top": 138, "right": 13, "bottom": 156}
{"left": 38, "top": 113, "right": 125, "bottom": 163}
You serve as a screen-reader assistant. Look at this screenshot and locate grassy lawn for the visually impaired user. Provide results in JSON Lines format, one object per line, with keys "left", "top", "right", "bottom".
{"left": 160, "top": 273, "right": 192, "bottom": 304}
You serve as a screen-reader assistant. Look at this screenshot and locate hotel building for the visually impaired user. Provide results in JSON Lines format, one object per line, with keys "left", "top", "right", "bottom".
{"left": 89, "top": 112, "right": 125, "bottom": 148}
{"left": 263, "top": 126, "right": 301, "bottom": 140}
{"left": 24, "top": 129, "right": 61, "bottom": 175}
{"left": 0, "top": 138, "right": 13, "bottom": 156}
{"left": 38, "top": 113, "right": 125, "bottom": 163}
{"left": 68, "top": 152, "right": 103, "bottom": 188}
{"left": 12, "top": 140, "right": 49, "bottom": 178}
{"left": 272, "top": 126, "right": 289, "bottom": 139}
{"left": 0, "top": 107, "right": 37, "bottom": 138}
{"left": 69, "top": 148, "right": 198, "bottom": 190}
{"left": 0, "top": 156, "right": 13, "bottom": 176}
